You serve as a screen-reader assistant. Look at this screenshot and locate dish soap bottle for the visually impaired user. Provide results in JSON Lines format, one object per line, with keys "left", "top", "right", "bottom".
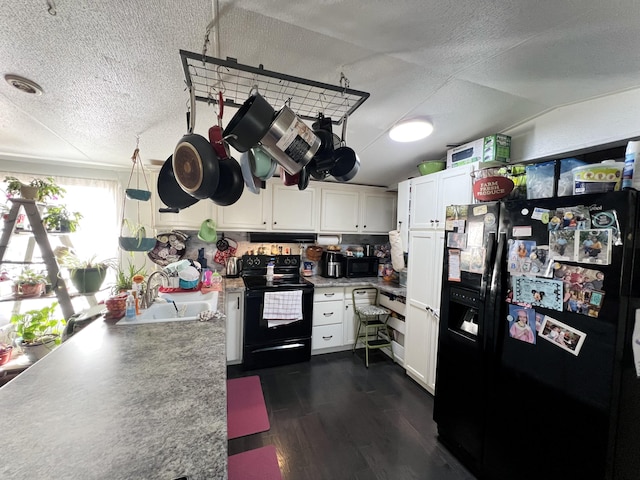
{"left": 125, "top": 290, "right": 136, "bottom": 320}
{"left": 211, "top": 270, "right": 223, "bottom": 292}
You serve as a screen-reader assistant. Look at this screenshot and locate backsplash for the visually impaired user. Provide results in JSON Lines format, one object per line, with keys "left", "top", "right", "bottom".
{"left": 172, "top": 231, "right": 391, "bottom": 275}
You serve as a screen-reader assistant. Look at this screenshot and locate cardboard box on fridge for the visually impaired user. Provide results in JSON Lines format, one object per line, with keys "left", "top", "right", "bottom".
{"left": 446, "top": 134, "right": 511, "bottom": 168}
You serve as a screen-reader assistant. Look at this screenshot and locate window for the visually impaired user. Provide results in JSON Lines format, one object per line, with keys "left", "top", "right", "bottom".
{"left": 0, "top": 173, "right": 120, "bottom": 327}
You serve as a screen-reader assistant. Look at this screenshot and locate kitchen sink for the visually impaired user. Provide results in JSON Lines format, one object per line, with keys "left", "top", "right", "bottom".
{"left": 115, "top": 300, "right": 213, "bottom": 325}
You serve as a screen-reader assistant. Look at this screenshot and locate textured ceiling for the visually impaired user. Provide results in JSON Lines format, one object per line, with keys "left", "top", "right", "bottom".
{"left": 1, "top": 0, "right": 639, "bottom": 187}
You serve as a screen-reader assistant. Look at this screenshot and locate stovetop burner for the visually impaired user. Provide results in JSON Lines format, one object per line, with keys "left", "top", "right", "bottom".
{"left": 241, "top": 254, "right": 311, "bottom": 290}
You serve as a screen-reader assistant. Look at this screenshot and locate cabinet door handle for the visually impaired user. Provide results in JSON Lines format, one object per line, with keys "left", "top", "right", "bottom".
{"left": 237, "top": 297, "right": 240, "bottom": 309}
{"left": 273, "top": 221, "right": 277, "bottom": 225}
{"left": 356, "top": 291, "right": 366, "bottom": 296}
{"left": 323, "top": 312, "right": 334, "bottom": 317}
{"left": 355, "top": 225, "right": 358, "bottom": 228}
{"left": 322, "top": 335, "right": 333, "bottom": 340}
{"left": 263, "top": 221, "right": 267, "bottom": 224}
{"left": 324, "top": 293, "right": 335, "bottom": 297}
{"left": 363, "top": 225, "right": 367, "bottom": 229}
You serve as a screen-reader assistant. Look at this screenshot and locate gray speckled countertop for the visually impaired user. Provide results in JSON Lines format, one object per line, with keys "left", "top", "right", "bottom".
{"left": 0, "top": 310, "right": 227, "bottom": 479}
{"left": 223, "top": 275, "right": 406, "bottom": 298}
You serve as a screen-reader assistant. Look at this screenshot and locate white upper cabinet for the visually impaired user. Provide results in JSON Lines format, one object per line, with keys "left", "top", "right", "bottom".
{"left": 151, "top": 172, "right": 216, "bottom": 230}
{"left": 271, "top": 184, "right": 317, "bottom": 231}
{"left": 360, "top": 191, "right": 396, "bottom": 234}
{"left": 319, "top": 186, "right": 396, "bottom": 234}
{"left": 320, "top": 188, "right": 360, "bottom": 233}
{"left": 216, "top": 187, "right": 271, "bottom": 231}
{"left": 409, "top": 165, "right": 474, "bottom": 230}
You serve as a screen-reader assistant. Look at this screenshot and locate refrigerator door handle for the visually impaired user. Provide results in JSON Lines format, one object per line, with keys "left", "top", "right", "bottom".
{"left": 480, "top": 232, "right": 497, "bottom": 300}
{"left": 484, "top": 232, "right": 506, "bottom": 352}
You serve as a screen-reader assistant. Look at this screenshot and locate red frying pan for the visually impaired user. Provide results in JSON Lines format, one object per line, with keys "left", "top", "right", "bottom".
{"left": 208, "top": 91, "right": 230, "bottom": 159}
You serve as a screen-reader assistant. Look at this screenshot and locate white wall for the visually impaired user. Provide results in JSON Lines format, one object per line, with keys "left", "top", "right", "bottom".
{"left": 505, "top": 88, "right": 640, "bottom": 162}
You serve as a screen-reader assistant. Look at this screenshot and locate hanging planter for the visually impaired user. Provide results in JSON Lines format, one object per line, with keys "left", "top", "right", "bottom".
{"left": 119, "top": 142, "right": 155, "bottom": 252}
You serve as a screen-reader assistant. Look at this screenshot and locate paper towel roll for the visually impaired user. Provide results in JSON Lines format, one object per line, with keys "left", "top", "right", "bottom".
{"left": 317, "top": 235, "right": 340, "bottom": 246}
{"left": 389, "top": 230, "right": 405, "bottom": 272}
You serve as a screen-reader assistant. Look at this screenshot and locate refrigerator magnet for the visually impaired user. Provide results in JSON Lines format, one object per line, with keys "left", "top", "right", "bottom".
{"left": 507, "top": 305, "right": 537, "bottom": 344}
{"left": 447, "top": 232, "right": 467, "bottom": 249}
{"left": 539, "top": 315, "right": 587, "bottom": 356}
{"left": 512, "top": 276, "right": 564, "bottom": 311}
{"left": 576, "top": 229, "right": 612, "bottom": 265}
{"left": 632, "top": 310, "right": 640, "bottom": 377}
{"left": 466, "top": 221, "right": 485, "bottom": 247}
{"left": 512, "top": 225, "right": 532, "bottom": 237}
{"left": 447, "top": 249, "right": 462, "bottom": 282}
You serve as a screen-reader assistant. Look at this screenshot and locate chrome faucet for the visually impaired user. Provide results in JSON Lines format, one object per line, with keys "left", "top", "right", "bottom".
{"left": 143, "top": 271, "right": 169, "bottom": 309}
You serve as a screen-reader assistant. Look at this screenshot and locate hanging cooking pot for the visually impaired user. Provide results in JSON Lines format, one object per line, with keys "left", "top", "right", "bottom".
{"left": 209, "top": 157, "right": 244, "bottom": 206}
{"left": 280, "top": 166, "right": 300, "bottom": 187}
{"left": 259, "top": 105, "right": 321, "bottom": 175}
{"left": 330, "top": 114, "right": 360, "bottom": 182}
{"left": 223, "top": 91, "right": 275, "bottom": 152}
{"left": 173, "top": 89, "right": 221, "bottom": 199}
{"left": 298, "top": 165, "right": 310, "bottom": 191}
{"left": 157, "top": 155, "right": 199, "bottom": 209}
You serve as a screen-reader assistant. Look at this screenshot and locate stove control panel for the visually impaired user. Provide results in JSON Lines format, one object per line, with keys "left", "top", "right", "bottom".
{"left": 242, "top": 255, "right": 300, "bottom": 272}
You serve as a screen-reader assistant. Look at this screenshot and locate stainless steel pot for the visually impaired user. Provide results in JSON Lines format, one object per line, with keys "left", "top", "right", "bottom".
{"left": 259, "top": 105, "right": 321, "bottom": 175}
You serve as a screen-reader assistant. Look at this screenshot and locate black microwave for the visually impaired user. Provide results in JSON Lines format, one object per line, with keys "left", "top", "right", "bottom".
{"left": 342, "top": 256, "right": 379, "bottom": 278}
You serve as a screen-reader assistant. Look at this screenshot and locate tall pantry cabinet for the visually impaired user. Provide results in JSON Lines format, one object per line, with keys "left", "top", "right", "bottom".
{"left": 403, "top": 164, "right": 474, "bottom": 394}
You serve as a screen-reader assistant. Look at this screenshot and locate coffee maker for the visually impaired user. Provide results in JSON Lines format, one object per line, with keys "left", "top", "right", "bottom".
{"left": 320, "top": 251, "right": 343, "bottom": 278}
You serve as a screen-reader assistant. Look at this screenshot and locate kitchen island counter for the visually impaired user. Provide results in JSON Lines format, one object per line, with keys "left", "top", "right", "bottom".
{"left": 0, "top": 313, "right": 227, "bottom": 479}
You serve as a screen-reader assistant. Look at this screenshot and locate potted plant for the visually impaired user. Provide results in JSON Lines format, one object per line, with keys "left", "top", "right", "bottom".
{"left": 4, "top": 175, "right": 66, "bottom": 202}
{"left": 42, "top": 204, "right": 82, "bottom": 232}
{"left": 58, "top": 251, "right": 115, "bottom": 294}
{"left": 119, "top": 219, "right": 155, "bottom": 252}
{"left": 14, "top": 267, "right": 47, "bottom": 297}
{"left": 113, "top": 260, "right": 147, "bottom": 294}
{"left": 10, "top": 302, "right": 65, "bottom": 362}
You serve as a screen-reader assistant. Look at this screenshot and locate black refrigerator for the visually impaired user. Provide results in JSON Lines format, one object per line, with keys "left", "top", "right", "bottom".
{"left": 433, "top": 190, "right": 640, "bottom": 480}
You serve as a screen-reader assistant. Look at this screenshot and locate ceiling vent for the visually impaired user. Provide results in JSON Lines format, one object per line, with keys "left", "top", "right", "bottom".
{"left": 4, "top": 75, "right": 43, "bottom": 95}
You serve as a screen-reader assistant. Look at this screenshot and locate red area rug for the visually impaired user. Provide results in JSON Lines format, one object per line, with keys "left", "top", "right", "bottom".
{"left": 227, "top": 375, "right": 270, "bottom": 440}
{"left": 228, "top": 445, "right": 282, "bottom": 480}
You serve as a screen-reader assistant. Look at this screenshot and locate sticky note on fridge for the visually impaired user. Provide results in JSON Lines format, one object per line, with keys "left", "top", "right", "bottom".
{"left": 512, "top": 225, "right": 533, "bottom": 237}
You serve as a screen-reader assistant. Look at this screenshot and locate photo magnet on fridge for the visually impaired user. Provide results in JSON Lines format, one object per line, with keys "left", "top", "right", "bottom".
{"left": 512, "top": 276, "right": 564, "bottom": 311}
{"left": 576, "top": 229, "right": 612, "bottom": 265}
{"left": 539, "top": 315, "right": 587, "bottom": 356}
{"left": 447, "top": 232, "right": 467, "bottom": 249}
{"left": 549, "top": 230, "right": 575, "bottom": 261}
{"left": 507, "top": 305, "right": 537, "bottom": 344}
{"left": 507, "top": 239, "right": 537, "bottom": 274}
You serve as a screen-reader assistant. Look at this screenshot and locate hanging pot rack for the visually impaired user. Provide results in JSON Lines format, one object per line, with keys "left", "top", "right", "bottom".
{"left": 179, "top": 50, "right": 370, "bottom": 125}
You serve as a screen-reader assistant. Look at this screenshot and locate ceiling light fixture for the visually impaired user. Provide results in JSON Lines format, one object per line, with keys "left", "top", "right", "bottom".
{"left": 4, "top": 75, "right": 44, "bottom": 95}
{"left": 389, "top": 118, "right": 434, "bottom": 142}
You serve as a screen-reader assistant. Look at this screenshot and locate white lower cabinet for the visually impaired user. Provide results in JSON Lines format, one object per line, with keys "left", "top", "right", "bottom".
{"left": 404, "top": 303, "right": 439, "bottom": 394}
{"left": 225, "top": 292, "right": 243, "bottom": 365}
{"left": 312, "top": 287, "right": 344, "bottom": 351}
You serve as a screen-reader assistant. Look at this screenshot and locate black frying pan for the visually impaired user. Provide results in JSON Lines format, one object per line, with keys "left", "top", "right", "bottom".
{"left": 209, "top": 157, "right": 244, "bottom": 206}
{"left": 157, "top": 155, "right": 199, "bottom": 209}
{"left": 173, "top": 133, "right": 220, "bottom": 199}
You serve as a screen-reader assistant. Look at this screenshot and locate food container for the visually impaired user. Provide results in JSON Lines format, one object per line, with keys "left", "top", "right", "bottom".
{"left": 573, "top": 160, "right": 624, "bottom": 195}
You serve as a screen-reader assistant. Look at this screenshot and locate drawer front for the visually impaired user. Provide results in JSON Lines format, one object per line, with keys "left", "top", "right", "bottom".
{"left": 314, "top": 287, "right": 344, "bottom": 302}
{"left": 379, "top": 293, "right": 406, "bottom": 316}
{"left": 312, "top": 324, "right": 343, "bottom": 350}
{"left": 313, "top": 300, "right": 343, "bottom": 326}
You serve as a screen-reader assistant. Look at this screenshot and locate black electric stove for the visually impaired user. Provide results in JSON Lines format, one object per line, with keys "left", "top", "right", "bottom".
{"left": 241, "top": 254, "right": 314, "bottom": 370}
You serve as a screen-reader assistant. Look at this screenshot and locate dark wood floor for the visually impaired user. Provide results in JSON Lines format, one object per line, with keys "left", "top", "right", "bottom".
{"left": 227, "top": 349, "right": 477, "bottom": 480}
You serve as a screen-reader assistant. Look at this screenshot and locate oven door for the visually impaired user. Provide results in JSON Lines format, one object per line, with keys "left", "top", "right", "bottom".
{"left": 244, "top": 286, "right": 314, "bottom": 346}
